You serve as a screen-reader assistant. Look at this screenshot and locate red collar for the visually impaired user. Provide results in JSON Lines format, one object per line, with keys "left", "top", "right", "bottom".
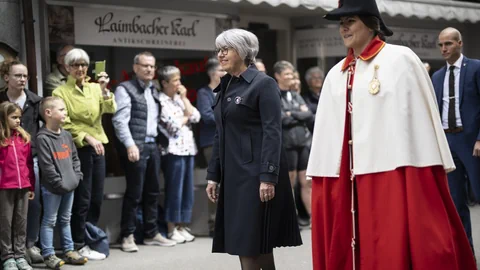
{"left": 341, "top": 36, "right": 386, "bottom": 71}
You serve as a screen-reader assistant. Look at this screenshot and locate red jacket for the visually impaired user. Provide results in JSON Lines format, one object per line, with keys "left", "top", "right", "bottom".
{"left": 0, "top": 132, "right": 35, "bottom": 191}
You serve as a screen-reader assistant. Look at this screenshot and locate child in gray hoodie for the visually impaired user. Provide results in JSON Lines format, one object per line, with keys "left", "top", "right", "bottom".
{"left": 36, "top": 97, "right": 87, "bottom": 269}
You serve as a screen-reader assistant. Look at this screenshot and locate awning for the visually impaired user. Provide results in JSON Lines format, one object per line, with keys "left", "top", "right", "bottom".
{"left": 227, "top": 0, "right": 480, "bottom": 23}
{"left": 377, "top": 0, "right": 480, "bottom": 24}
{"left": 225, "top": 0, "right": 336, "bottom": 10}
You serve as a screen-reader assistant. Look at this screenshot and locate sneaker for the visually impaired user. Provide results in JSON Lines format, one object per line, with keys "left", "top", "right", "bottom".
{"left": 15, "top": 258, "right": 32, "bottom": 270}
{"left": 168, "top": 228, "right": 186, "bottom": 244}
{"left": 177, "top": 227, "right": 195, "bottom": 242}
{"left": 44, "top": 255, "right": 64, "bottom": 270}
{"left": 26, "top": 246, "right": 44, "bottom": 264}
{"left": 64, "top": 250, "right": 88, "bottom": 265}
{"left": 78, "top": 245, "right": 106, "bottom": 261}
{"left": 121, "top": 234, "right": 139, "bottom": 252}
{"left": 144, "top": 233, "right": 177, "bottom": 247}
{"left": 3, "top": 258, "right": 18, "bottom": 270}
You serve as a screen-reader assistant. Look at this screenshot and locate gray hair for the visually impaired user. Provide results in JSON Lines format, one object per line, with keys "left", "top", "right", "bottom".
{"left": 64, "top": 48, "right": 90, "bottom": 66}
{"left": 158, "top": 66, "right": 181, "bottom": 86}
{"left": 215, "top": 29, "right": 259, "bottom": 65}
{"left": 56, "top": 44, "right": 74, "bottom": 59}
{"left": 273, "top": 60, "right": 294, "bottom": 75}
{"left": 133, "top": 51, "right": 155, "bottom": 65}
{"left": 305, "top": 66, "right": 325, "bottom": 82}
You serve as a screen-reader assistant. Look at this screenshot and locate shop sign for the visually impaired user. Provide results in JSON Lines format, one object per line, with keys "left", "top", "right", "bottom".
{"left": 295, "top": 27, "right": 441, "bottom": 60}
{"left": 74, "top": 7, "right": 216, "bottom": 51}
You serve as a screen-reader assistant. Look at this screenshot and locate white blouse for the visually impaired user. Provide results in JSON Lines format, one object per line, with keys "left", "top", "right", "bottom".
{"left": 159, "top": 92, "right": 201, "bottom": 156}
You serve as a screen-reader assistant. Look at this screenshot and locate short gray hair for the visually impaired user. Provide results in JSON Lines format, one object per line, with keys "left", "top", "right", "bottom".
{"left": 215, "top": 29, "right": 259, "bottom": 65}
{"left": 273, "top": 60, "right": 294, "bottom": 75}
{"left": 133, "top": 51, "right": 155, "bottom": 65}
{"left": 56, "top": 44, "right": 74, "bottom": 59}
{"left": 158, "top": 66, "right": 181, "bottom": 86}
{"left": 64, "top": 48, "right": 90, "bottom": 66}
{"left": 305, "top": 67, "right": 324, "bottom": 82}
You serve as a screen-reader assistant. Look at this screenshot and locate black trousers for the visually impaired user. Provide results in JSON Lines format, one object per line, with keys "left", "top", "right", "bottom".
{"left": 120, "top": 143, "right": 161, "bottom": 238}
{"left": 72, "top": 146, "right": 105, "bottom": 247}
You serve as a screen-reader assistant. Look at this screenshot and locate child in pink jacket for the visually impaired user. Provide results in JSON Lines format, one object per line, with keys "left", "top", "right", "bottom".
{"left": 0, "top": 101, "right": 35, "bottom": 270}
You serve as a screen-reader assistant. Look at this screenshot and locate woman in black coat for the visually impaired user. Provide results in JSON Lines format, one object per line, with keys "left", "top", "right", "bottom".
{"left": 205, "top": 28, "right": 302, "bottom": 270}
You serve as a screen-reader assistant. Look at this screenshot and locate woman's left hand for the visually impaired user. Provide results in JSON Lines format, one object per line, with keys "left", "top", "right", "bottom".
{"left": 28, "top": 191, "right": 35, "bottom": 200}
{"left": 97, "top": 71, "right": 110, "bottom": 93}
{"left": 259, "top": 182, "right": 275, "bottom": 202}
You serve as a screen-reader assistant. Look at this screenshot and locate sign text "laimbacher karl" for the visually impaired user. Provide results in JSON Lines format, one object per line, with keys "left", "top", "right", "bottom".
{"left": 74, "top": 7, "right": 215, "bottom": 51}
{"left": 95, "top": 12, "right": 199, "bottom": 37}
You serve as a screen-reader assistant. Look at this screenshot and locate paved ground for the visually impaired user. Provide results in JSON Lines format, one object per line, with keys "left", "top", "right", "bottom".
{"left": 32, "top": 205, "right": 480, "bottom": 270}
{"left": 32, "top": 229, "right": 311, "bottom": 270}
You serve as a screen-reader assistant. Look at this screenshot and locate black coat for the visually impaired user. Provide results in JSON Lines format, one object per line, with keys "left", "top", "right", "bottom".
{"left": 302, "top": 90, "right": 320, "bottom": 132}
{"left": 280, "top": 90, "right": 313, "bottom": 149}
{"left": 206, "top": 66, "right": 302, "bottom": 256}
{"left": 0, "top": 89, "right": 42, "bottom": 156}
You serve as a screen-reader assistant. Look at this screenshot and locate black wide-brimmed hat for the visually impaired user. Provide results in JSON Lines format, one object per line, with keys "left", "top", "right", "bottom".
{"left": 324, "top": 0, "right": 393, "bottom": 37}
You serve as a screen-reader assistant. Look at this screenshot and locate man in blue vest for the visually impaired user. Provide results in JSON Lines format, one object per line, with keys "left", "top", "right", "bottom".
{"left": 112, "top": 51, "right": 176, "bottom": 252}
{"left": 432, "top": 27, "right": 480, "bottom": 254}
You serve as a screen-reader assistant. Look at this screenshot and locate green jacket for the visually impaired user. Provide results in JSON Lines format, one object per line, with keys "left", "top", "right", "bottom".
{"left": 52, "top": 75, "right": 116, "bottom": 148}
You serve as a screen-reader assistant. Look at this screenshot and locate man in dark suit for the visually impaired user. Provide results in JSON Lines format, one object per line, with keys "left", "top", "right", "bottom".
{"left": 432, "top": 27, "right": 480, "bottom": 253}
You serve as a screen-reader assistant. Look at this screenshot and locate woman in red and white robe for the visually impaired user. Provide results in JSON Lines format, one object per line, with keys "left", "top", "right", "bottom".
{"left": 306, "top": 8, "right": 477, "bottom": 270}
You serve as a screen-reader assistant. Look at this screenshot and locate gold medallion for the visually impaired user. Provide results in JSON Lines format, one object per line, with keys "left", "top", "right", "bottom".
{"left": 369, "top": 79, "right": 380, "bottom": 95}
{"left": 369, "top": 65, "right": 380, "bottom": 95}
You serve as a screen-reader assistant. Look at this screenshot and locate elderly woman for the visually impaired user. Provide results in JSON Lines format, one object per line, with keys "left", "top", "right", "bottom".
{"left": 273, "top": 61, "right": 313, "bottom": 224}
{"left": 52, "top": 48, "right": 116, "bottom": 261}
{"left": 158, "top": 66, "right": 200, "bottom": 244}
{"left": 307, "top": 0, "right": 476, "bottom": 269}
{"left": 205, "top": 29, "right": 302, "bottom": 270}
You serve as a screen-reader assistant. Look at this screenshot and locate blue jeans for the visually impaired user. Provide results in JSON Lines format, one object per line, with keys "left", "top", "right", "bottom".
{"left": 26, "top": 157, "right": 41, "bottom": 247}
{"left": 162, "top": 155, "right": 194, "bottom": 223}
{"left": 40, "top": 187, "right": 74, "bottom": 257}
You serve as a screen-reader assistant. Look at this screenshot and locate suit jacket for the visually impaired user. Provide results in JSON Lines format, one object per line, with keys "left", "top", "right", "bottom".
{"left": 432, "top": 56, "right": 480, "bottom": 146}
{"left": 196, "top": 86, "right": 216, "bottom": 148}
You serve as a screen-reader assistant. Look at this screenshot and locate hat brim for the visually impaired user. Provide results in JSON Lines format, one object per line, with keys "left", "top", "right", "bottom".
{"left": 324, "top": 8, "right": 393, "bottom": 37}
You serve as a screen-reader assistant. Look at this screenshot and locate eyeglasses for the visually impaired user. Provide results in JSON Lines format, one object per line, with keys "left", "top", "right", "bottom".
{"left": 216, "top": 47, "right": 230, "bottom": 56}
{"left": 136, "top": 63, "right": 157, "bottom": 69}
{"left": 11, "top": 74, "right": 29, "bottom": 80}
{"left": 70, "top": 63, "right": 89, "bottom": 69}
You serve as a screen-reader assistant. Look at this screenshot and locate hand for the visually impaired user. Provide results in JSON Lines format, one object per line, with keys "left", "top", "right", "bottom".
{"left": 286, "top": 111, "right": 291, "bottom": 117}
{"left": 85, "top": 135, "right": 105, "bottom": 156}
{"left": 28, "top": 191, "right": 35, "bottom": 200}
{"left": 259, "top": 182, "right": 275, "bottom": 202}
{"left": 97, "top": 72, "right": 110, "bottom": 93}
{"left": 300, "top": 105, "right": 308, "bottom": 112}
{"left": 127, "top": 144, "right": 140, "bottom": 162}
{"left": 206, "top": 181, "right": 218, "bottom": 203}
{"left": 182, "top": 116, "right": 189, "bottom": 126}
{"left": 474, "top": 141, "right": 480, "bottom": 157}
{"left": 177, "top": 85, "right": 187, "bottom": 99}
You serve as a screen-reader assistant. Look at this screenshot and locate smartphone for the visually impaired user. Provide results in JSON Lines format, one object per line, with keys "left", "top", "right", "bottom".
{"left": 94, "top": 60, "right": 106, "bottom": 80}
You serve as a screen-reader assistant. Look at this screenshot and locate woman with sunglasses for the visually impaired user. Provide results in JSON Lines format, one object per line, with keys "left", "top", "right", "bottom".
{"left": 52, "top": 48, "right": 116, "bottom": 261}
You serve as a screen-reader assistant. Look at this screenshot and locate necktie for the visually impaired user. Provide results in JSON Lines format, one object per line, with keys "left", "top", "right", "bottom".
{"left": 448, "top": 65, "right": 456, "bottom": 129}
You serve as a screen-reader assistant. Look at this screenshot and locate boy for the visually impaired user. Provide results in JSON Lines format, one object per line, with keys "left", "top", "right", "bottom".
{"left": 36, "top": 97, "right": 87, "bottom": 269}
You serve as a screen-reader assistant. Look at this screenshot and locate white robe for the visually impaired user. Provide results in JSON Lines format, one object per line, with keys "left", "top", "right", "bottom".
{"left": 306, "top": 43, "right": 454, "bottom": 178}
